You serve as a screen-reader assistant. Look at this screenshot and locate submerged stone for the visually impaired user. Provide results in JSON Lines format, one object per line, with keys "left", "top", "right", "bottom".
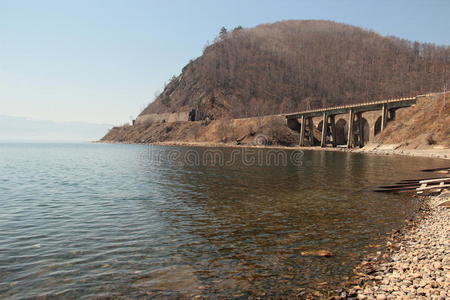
{"left": 300, "top": 250, "right": 333, "bottom": 257}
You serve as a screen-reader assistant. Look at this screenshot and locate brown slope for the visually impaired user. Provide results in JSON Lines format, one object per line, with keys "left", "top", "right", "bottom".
{"left": 101, "top": 115, "right": 298, "bottom": 146}
{"left": 376, "top": 93, "right": 450, "bottom": 148}
{"left": 141, "top": 20, "right": 450, "bottom": 120}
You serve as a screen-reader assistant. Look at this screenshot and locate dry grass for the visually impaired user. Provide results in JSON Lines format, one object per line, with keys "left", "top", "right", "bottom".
{"left": 377, "top": 93, "right": 450, "bottom": 148}
{"left": 101, "top": 115, "right": 298, "bottom": 146}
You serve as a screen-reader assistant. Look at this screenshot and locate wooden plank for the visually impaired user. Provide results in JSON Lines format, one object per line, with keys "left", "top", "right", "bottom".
{"left": 419, "top": 177, "right": 450, "bottom": 184}
{"left": 420, "top": 167, "right": 450, "bottom": 172}
{"left": 374, "top": 188, "right": 417, "bottom": 193}
{"left": 379, "top": 186, "right": 419, "bottom": 191}
{"left": 379, "top": 183, "right": 421, "bottom": 188}
{"left": 397, "top": 177, "right": 447, "bottom": 183}
{"left": 416, "top": 184, "right": 450, "bottom": 192}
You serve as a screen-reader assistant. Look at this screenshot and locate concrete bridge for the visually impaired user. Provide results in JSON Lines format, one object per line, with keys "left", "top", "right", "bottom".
{"left": 286, "top": 96, "right": 419, "bottom": 148}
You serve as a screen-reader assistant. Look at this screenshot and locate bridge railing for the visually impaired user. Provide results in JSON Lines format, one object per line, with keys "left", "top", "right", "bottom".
{"left": 285, "top": 96, "right": 417, "bottom": 118}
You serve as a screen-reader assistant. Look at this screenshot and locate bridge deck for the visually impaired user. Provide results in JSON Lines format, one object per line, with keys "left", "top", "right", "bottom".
{"left": 285, "top": 97, "right": 416, "bottom": 119}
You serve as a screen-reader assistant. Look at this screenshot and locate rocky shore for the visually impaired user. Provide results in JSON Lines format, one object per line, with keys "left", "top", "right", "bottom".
{"left": 334, "top": 192, "right": 450, "bottom": 300}
{"left": 355, "top": 143, "right": 450, "bottom": 160}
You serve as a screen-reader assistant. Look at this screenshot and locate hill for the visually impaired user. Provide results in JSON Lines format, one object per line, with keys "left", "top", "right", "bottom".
{"left": 101, "top": 20, "right": 450, "bottom": 148}
{"left": 141, "top": 20, "right": 450, "bottom": 119}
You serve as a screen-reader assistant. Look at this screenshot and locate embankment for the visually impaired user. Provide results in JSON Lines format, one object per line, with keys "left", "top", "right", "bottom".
{"left": 101, "top": 115, "right": 298, "bottom": 146}
{"left": 101, "top": 94, "right": 449, "bottom": 159}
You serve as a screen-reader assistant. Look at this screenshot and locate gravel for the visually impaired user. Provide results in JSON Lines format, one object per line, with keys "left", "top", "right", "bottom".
{"left": 332, "top": 192, "right": 450, "bottom": 300}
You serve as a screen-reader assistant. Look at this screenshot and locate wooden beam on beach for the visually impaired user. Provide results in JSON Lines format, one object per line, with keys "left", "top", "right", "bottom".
{"left": 373, "top": 187, "right": 418, "bottom": 193}
{"left": 374, "top": 177, "right": 450, "bottom": 193}
{"left": 417, "top": 184, "right": 450, "bottom": 194}
{"left": 379, "top": 183, "right": 421, "bottom": 188}
{"left": 419, "top": 167, "right": 450, "bottom": 173}
{"left": 416, "top": 177, "right": 450, "bottom": 194}
{"left": 397, "top": 177, "right": 448, "bottom": 184}
{"left": 418, "top": 177, "right": 450, "bottom": 184}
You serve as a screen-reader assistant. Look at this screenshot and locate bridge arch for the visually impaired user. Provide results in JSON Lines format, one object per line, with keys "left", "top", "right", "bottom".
{"left": 287, "top": 118, "right": 300, "bottom": 131}
{"left": 317, "top": 121, "right": 323, "bottom": 132}
{"left": 374, "top": 116, "right": 382, "bottom": 136}
{"left": 353, "top": 117, "right": 370, "bottom": 146}
{"left": 335, "top": 119, "right": 348, "bottom": 145}
{"left": 285, "top": 96, "right": 416, "bottom": 148}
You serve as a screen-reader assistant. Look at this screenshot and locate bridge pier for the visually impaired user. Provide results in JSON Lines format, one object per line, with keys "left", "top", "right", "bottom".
{"left": 307, "top": 117, "right": 315, "bottom": 146}
{"left": 330, "top": 115, "right": 337, "bottom": 147}
{"left": 355, "top": 112, "right": 364, "bottom": 148}
{"left": 286, "top": 97, "right": 416, "bottom": 148}
{"left": 381, "top": 104, "right": 387, "bottom": 131}
{"left": 320, "top": 113, "right": 327, "bottom": 147}
{"left": 347, "top": 109, "right": 354, "bottom": 148}
{"left": 389, "top": 108, "right": 396, "bottom": 121}
{"left": 299, "top": 116, "right": 305, "bottom": 146}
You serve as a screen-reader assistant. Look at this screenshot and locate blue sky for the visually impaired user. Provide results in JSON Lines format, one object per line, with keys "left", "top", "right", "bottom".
{"left": 1, "top": 0, "right": 449, "bottom": 125}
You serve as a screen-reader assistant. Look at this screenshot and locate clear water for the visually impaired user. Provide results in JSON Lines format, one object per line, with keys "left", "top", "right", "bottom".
{"left": 0, "top": 143, "right": 446, "bottom": 299}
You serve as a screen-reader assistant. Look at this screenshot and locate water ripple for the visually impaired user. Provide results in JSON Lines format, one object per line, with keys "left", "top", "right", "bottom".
{"left": 0, "top": 143, "right": 446, "bottom": 298}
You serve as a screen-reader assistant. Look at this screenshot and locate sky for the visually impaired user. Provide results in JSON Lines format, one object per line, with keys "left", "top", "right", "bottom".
{"left": 0, "top": 114, "right": 111, "bottom": 141}
{"left": 1, "top": 0, "right": 450, "bottom": 126}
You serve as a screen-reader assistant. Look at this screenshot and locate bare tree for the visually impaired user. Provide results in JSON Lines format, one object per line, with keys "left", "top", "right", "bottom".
{"left": 140, "top": 20, "right": 450, "bottom": 119}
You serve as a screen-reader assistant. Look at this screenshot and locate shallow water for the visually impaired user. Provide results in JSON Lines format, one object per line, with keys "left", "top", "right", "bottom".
{"left": 0, "top": 143, "right": 446, "bottom": 298}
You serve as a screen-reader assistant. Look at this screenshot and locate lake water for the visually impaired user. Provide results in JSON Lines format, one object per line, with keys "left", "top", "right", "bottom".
{"left": 0, "top": 143, "right": 446, "bottom": 299}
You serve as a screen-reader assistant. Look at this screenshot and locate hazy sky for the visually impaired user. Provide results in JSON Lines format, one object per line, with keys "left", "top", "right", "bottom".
{"left": 1, "top": 0, "right": 449, "bottom": 125}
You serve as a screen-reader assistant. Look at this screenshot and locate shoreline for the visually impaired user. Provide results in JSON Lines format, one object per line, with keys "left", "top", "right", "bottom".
{"left": 98, "top": 140, "right": 450, "bottom": 160}
{"left": 334, "top": 192, "right": 450, "bottom": 299}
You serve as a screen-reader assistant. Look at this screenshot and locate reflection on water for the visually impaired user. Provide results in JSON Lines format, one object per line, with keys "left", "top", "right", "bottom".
{"left": 0, "top": 143, "right": 446, "bottom": 298}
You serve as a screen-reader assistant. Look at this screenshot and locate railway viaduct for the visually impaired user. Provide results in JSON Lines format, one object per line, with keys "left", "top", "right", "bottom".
{"left": 285, "top": 96, "right": 422, "bottom": 148}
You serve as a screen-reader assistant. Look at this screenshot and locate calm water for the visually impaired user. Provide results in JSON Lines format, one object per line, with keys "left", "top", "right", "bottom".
{"left": 0, "top": 143, "right": 446, "bottom": 299}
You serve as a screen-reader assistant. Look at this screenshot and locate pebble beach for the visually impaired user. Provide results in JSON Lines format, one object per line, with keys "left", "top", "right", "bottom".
{"left": 336, "top": 192, "right": 450, "bottom": 300}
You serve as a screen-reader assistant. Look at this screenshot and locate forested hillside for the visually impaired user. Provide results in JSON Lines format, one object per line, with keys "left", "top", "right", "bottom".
{"left": 142, "top": 20, "right": 450, "bottom": 119}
